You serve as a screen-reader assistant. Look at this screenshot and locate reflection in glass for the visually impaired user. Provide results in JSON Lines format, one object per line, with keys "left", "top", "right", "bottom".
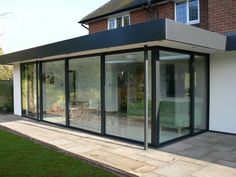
{"left": 194, "top": 55, "right": 207, "bottom": 132}
{"left": 189, "top": 0, "right": 199, "bottom": 21}
{"left": 42, "top": 60, "right": 66, "bottom": 125}
{"left": 69, "top": 57, "right": 101, "bottom": 132}
{"left": 159, "top": 51, "right": 190, "bottom": 143}
{"left": 105, "top": 51, "right": 151, "bottom": 142}
{"left": 21, "top": 63, "right": 37, "bottom": 118}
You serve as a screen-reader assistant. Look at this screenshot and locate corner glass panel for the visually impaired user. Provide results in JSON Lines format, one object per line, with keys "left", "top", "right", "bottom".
{"left": 105, "top": 51, "right": 151, "bottom": 142}
{"left": 159, "top": 51, "right": 190, "bottom": 143}
{"left": 69, "top": 57, "right": 101, "bottom": 133}
{"left": 194, "top": 55, "right": 208, "bottom": 132}
{"left": 42, "top": 60, "right": 66, "bottom": 125}
{"left": 21, "top": 63, "right": 37, "bottom": 118}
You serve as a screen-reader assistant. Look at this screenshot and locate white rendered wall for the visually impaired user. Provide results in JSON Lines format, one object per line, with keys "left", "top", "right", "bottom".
{"left": 13, "top": 63, "right": 22, "bottom": 116}
{"left": 210, "top": 51, "right": 236, "bottom": 134}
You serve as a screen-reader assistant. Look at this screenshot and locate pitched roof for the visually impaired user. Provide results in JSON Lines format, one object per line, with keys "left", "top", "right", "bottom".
{"left": 79, "top": 0, "right": 166, "bottom": 24}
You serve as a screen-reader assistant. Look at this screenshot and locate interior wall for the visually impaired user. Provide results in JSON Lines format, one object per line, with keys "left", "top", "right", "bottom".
{"left": 13, "top": 63, "right": 22, "bottom": 116}
{"left": 210, "top": 51, "right": 236, "bottom": 134}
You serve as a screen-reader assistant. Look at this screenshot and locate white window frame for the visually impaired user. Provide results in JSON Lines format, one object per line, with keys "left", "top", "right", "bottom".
{"left": 107, "top": 14, "right": 130, "bottom": 30}
{"left": 108, "top": 18, "right": 116, "bottom": 30}
{"left": 174, "top": 0, "right": 200, "bottom": 25}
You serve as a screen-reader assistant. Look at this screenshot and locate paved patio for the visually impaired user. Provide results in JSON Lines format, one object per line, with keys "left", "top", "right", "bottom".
{"left": 0, "top": 115, "right": 236, "bottom": 177}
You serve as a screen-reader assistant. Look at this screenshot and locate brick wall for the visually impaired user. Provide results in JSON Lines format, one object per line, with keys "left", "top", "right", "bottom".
{"left": 208, "top": 0, "right": 236, "bottom": 33}
{"left": 156, "top": 2, "right": 174, "bottom": 20}
{"left": 130, "top": 9, "right": 149, "bottom": 25}
{"left": 198, "top": 0, "right": 208, "bottom": 30}
{"left": 89, "top": 19, "right": 107, "bottom": 34}
{"left": 88, "top": 0, "right": 236, "bottom": 34}
{"left": 130, "top": 2, "right": 175, "bottom": 25}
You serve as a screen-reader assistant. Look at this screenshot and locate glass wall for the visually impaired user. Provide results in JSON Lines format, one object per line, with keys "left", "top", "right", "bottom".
{"left": 194, "top": 55, "right": 208, "bottom": 132}
{"left": 20, "top": 47, "right": 208, "bottom": 147}
{"left": 159, "top": 51, "right": 191, "bottom": 143}
{"left": 69, "top": 57, "right": 101, "bottom": 132}
{"left": 42, "top": 60, "right": 66, "bottom": 125}
{"left": 21, "top": 63, "right": 37, "bottom": 118}
{"left": 105, "top": 51, "right": 151, "bottom": 142}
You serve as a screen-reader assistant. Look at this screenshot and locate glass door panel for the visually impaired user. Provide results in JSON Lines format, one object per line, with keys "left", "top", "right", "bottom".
{"left": 105, "top": 51, "right": 147, "bottom": 141}
{"left": 42, "top": 60, "right": 66, "bottom": 125}
{"left": 69, "top": 57, "right": 101, "bottom": 132}
{"left": 21, "top": 63, "right": 37, "bottom": 118}
{"left": 159, "top": 51, "right": 191, "bottom": 143}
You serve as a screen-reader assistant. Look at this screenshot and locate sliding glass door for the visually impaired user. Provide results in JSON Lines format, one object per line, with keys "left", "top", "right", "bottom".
{"left": 69, "top": 57, "right": 101, "bottom": 132}
{"left": 105, "top": 51, "right": 151, "bottom": 142}
{"left": 159, "top": 51, "right": 191, "bottom": 143}
{"left": 21, "top": 63, "right": 37, "bottom": 118}
{"left": 42, "top": 60, "right": 66, "bottom": 125}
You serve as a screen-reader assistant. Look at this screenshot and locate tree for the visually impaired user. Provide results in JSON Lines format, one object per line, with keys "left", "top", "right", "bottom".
{"left": 0, "top": 49, "right": 13, "bottom": 80}
{"left": 0, "top": 12, "right": 14, "bottom": 80}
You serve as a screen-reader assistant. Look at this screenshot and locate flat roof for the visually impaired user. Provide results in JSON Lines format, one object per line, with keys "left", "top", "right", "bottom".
{"left": 0, "top": 19, "right": 227, "bottom": 64}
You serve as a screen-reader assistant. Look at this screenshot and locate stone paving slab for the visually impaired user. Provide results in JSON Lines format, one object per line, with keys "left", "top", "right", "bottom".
{"left": 0, "top": 115, "right": 236, "bottom": 177}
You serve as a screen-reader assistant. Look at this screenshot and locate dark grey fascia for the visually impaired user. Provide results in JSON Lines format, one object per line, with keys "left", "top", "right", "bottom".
{"left": 0, "top": 19, "right": 166, "bottom": 64}
{"left": 226, "top": 33, "right": 236, "bottom": 51}
{"left": 0, "top": 19, "right": 227, "bottom": 64}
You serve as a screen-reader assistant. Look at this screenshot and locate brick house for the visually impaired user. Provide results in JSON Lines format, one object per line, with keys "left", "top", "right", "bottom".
{"left": 0, "top": 0, "right": 235, "bottom": 148}
{"left": 80, "top": 0, "right": 236, "bottom": 34}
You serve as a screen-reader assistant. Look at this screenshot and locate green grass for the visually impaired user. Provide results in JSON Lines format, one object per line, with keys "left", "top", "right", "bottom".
{"left": 0, "top": 129, "right": 117, "bottom": 177}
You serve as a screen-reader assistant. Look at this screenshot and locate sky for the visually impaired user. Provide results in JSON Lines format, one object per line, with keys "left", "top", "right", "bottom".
{"left": 0, "top": 0, "right": 109, "bottom": 54}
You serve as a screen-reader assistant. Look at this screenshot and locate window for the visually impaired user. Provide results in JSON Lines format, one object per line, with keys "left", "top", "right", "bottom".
{"left": 175, "top": 0, "right": 200, "bottom": 24}
{"left": 108, "top": 19, "right": 116, "bottom": 30}
{"left": 108, "top": 15, "right": 130, "bottom": 30}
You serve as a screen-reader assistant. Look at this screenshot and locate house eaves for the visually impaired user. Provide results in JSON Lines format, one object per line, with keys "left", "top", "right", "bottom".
{"left": 79, "top": 0, "right": 168, "bottom": 24}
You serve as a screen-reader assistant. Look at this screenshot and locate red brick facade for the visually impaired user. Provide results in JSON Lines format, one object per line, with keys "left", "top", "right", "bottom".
{"left": 130, "top": 9, "right": 149, "bottom": 25}
{"left": 89, "top": 19, "right": 108, "bottom": 34}
{"left": 156, "top": 2, "right": 174, "bottom": 20}
{"left": 208, "top": 0, "right": 236, "bottom": 33}
{"left": 88, "top": 0, "right": 235, "bottom": 34}
{"left": 198, "top": 0, "right": 208, "bottom": 30}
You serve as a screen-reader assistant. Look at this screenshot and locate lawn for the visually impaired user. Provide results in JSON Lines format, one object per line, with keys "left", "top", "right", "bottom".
{"left": 0, "top": 129, "right": 117, "bottom": 177}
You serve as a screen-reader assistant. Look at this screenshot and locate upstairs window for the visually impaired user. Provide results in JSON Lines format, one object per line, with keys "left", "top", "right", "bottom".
{"left": 175, "top": 0, "right": 200, "bottom": 24}
{"left": 108, "top": 15, "right": 130, "bottom": 30}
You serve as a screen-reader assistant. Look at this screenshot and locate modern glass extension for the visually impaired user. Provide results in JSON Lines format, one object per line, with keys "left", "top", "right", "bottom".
{"left": 21, "top": 47, "right": 209, "bottom": 147}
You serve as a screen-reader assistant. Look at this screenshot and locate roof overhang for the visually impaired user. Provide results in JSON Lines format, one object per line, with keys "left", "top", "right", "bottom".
{"left": 0, "top": 19, "right": 227, "bottom": 64}
{"left": 79, "top": 0, "right": 168, "bottom": 24}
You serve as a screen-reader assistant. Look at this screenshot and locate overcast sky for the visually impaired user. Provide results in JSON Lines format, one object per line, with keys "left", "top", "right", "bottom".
{"left": 0, "top": 0, "right": 109, "bottom": 54}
